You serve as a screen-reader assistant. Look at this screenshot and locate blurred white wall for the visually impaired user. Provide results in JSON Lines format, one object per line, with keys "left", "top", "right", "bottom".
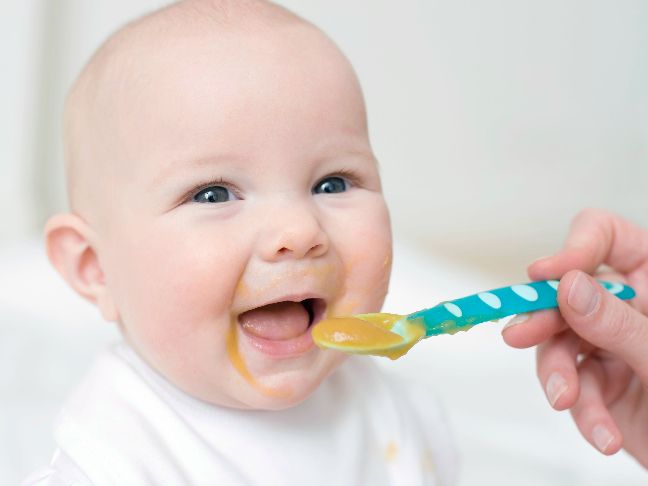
{"left": 2, "top": 0, "right": 647, "bottom": 279}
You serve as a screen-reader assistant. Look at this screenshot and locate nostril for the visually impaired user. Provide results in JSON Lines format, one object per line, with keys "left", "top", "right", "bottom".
{"left": 309, "top": 244, "right": 324, "bottom": 255}
{"left": 275, "top": 245, "right": 322, "bottom": 258}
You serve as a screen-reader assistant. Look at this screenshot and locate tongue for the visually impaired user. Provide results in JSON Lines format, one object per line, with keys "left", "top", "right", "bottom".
{"left": 239, "top": 301, "right": 310, "bottom": 340}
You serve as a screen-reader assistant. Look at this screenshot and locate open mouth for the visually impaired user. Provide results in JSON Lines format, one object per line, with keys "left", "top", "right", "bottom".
{"left": 237, "top": 298, "right": 326, "bottom": 357}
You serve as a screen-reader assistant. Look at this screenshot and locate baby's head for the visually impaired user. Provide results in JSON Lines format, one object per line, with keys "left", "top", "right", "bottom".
{"left": 46, "top": 0, "right": 392, "bottom": 410}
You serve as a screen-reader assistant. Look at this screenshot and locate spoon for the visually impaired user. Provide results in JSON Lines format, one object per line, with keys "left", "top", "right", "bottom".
{"left": 311, "top": 279, "right": 635, "bottom": 360}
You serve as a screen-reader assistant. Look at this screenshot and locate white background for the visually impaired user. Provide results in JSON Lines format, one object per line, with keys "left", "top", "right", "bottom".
{"left": 2, "top": 0, "right": 647, "bottom": 484}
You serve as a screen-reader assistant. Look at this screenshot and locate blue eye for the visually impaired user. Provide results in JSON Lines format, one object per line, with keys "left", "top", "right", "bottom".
{"left": 313, "top": 176, "right": 347, "bottom": 194}
{"left": 193, "top": 186, "right": 232, "bottom": 203}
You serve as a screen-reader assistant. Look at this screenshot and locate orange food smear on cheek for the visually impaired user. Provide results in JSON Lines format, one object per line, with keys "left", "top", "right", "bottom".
{"left": 225, "top": 323, "right": 290, "bottom": 399}
{"left": 328, "top": 300, "right": 358, "bottom": 317}
{"left": 383, "top": 252, "right": 392, "bottom": 269}
{"left": 335, "top": 250, "right": 391, "bottom": 317}
{"left": 235, "top": 279, "right": 251, "bottom": 298}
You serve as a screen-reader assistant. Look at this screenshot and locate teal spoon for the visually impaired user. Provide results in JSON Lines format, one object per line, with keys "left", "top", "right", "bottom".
{"left": 312, "top": 279, "right": 636, "bottom": 359}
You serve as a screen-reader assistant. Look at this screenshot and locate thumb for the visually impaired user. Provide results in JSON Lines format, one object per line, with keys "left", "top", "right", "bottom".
{"left": 558, "top": 270, "right": 648, "bottom": 381}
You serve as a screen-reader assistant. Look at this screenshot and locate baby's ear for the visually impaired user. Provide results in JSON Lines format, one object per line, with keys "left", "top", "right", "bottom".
{"left": 44, "top": 213, "right": 120, "bottom": 322}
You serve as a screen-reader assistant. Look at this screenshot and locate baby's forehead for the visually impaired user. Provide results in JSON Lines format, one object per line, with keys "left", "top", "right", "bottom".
{"left": 64, "top": 1, "right": 310, "bottom": 213}
{"left": 78, "top": 2, "right": 308, "bottom": 104}
{"left": 64, "top": 1, "right": 365, "bottom": 223}
{"left": 68, "top": 0, "right": 338, "bottom": 153}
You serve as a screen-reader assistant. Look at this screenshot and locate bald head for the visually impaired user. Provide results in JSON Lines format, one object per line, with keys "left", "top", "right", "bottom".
{"left": 63, "top": 0, "right": 354, "bottom": 224}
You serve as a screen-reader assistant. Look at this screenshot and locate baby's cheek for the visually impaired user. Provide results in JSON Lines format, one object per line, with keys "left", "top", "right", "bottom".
{"left": 354, "top": 199, "right": 392, "bottom": 276}
{"left": 111, "top": 225, "right": 242, "bottom": 344}
{"left": 349, "top": 248, "right": 391, "bottom": 308}
{"left": 334, "top": 218, "right": 392, "bottom": 313}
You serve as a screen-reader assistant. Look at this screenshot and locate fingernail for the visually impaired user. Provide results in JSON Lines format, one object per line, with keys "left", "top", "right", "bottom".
{"left": 567, "top": 273, "right": 600, "bottom": 316}
{"left": 545, "top": 372, "right": 568, "bottom": 407}
{"left": 592, "top": 425, "right": 614, "bottom": 453}
{"left": 502, "top": 313, "right": 530, "bottom": 331}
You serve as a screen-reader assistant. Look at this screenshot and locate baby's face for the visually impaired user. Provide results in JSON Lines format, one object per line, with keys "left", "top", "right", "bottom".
{"left": 94, "top": 24, "right": 391, "bottom": 409}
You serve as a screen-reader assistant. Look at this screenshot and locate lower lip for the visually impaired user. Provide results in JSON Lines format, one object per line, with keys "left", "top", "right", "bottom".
{"left": 238, "top": 324, "right": 317, "bottom": 358}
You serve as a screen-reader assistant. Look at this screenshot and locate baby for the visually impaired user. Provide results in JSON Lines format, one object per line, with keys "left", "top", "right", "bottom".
{"left": 26, "top": 1, "right": 455, "bottom": 485}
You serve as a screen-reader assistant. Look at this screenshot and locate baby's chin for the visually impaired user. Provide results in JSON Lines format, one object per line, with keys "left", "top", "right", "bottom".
{"left": 226, "top": 349, "right": 349, "bottom": 411}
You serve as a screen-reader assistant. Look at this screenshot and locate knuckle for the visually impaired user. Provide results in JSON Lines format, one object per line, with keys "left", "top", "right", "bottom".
{"left": 574, "top": 207, "right": 609, "bottom": 224}
{"left": 568, "top": 210, "right": 614, "bottom": 266}
{"left": 571, "top": 208, "right": 614, "bottom": 241}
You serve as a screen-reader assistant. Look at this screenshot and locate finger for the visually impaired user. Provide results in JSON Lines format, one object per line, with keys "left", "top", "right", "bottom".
{"left": 501, "top": 270, "right": 625, "bottom": 348}
{"left": 593, "top": 270, "right": 627, "bottom": 285}
{"left": 591, "top": 271, "right": 648, "bottom": 318}
{"left": 595, "top": 351, "right": 635, "bottom": 405}
{"left": 501, "top": 309, "right": 567, "bottom": 348}
{"left": 557, "top": 270, "right": 648, "bottom": 383}
{"left": 570, "top": 357, "right": 623, "bottom": 455}
{"left": 528, "top": 208, "right": 648, "bottom": 280}
{"left": 501, "top": 271, "right": 630, "bottom": 349}
{"left": 536, "top": 330, "right": 581, "bottom": 410}
{"left": 592, "top": 271, "right": 648, "bottom": 315}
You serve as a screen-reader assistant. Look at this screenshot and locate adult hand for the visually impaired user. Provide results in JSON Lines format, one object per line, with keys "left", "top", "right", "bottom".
{"left": 502, "top": 208, "right": 648, "bottom": 468}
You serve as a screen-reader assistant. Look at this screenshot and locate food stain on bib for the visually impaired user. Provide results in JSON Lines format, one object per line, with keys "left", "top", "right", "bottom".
{"left": 421, "top": 448, "right": 436, "bottom": 473}
{"left": 384, "top": 440, "right": 399, "bottom": 462}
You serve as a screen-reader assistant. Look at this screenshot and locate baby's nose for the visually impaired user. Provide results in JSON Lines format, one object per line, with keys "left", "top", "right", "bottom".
{"left": 260, "top": 204, "right": 329, "bottom": 261}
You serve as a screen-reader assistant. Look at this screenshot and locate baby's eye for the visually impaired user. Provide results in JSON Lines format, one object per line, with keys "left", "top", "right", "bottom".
{"left": 312, "top": 176, "right": 348, "bottom": 195}
{"left": 193, "top": 186, "right": 233, "bottom": 203}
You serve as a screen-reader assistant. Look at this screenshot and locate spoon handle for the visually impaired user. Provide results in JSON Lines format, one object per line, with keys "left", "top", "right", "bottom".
{"left": 405, "top": 280, "right": 636, "bottom": 337}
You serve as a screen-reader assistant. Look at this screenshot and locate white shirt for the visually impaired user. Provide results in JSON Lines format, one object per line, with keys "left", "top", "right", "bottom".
{"left": 24, "top": 342, "right": 457, "bottom": 486}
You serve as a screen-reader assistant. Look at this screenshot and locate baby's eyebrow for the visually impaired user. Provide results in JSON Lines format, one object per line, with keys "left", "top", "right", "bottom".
{"left": 151, "top": 147, "right": 378, "bottom": 188}
{"left": 152, "top": 153, "right": 245, "bottom": 186}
